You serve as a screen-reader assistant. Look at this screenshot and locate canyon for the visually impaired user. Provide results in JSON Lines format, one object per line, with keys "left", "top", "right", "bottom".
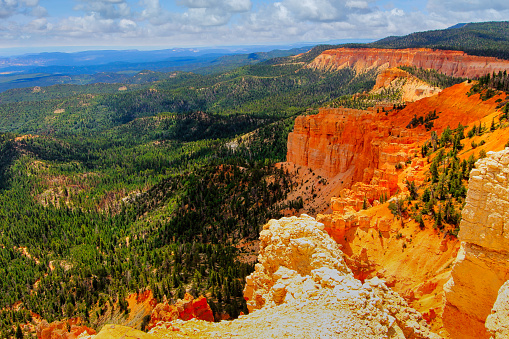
{"left": 27, "top": 45, "right": 509, "bottom": 339}
{"left": 284, "top": 73, "right": 509, "bottom": 337}
{"left": 287, "top": 81, "right": 506, "bottom": 181}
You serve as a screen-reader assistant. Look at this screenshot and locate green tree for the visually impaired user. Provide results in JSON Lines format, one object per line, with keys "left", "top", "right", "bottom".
{"left": 15, "top": 325, "right": 23, "bottom": 339}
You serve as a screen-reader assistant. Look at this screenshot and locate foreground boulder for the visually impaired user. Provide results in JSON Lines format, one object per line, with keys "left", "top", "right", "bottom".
{"left": 243, "top": 214, "right": 439, "bottom": 339}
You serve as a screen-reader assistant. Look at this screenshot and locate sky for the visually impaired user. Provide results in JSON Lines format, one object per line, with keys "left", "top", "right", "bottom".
{"left": 0, "top": 0, "right": 508, "bottom": 54}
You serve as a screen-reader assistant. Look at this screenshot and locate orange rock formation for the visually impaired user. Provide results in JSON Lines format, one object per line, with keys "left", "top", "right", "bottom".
{"left": 36, "top": 318, "right": 96, "bottom": 339}
{"left": 286, "top": 79, "right": 508, "bottom": 336}
{"left": 148, "top": 293, "right": 214, "bottom": 330}
{"left": 373, "top": 67, "right": 442, "bottom": 102}
{"left": 286, "top": 82, "right": 506, "bottom": 186}
{"left": 308, "top": 48, "right": 509, "bottom": 78}
{"left": 286, "top": 107, "right": 423, "bottom": 184}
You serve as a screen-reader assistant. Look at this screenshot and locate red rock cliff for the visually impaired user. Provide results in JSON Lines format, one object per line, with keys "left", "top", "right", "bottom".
{"left": 286, "top": 107, "right": 422, "bottom": 183}
{"left": 307, "top": 48, "right": 509, "bottom": 78}
{"left": 286, "top": 82, "right": 506, "bottom": 184}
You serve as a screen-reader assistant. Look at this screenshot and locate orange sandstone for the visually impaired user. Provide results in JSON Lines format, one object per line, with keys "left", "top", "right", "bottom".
{"left": 36, "top": 318, "right": 96, "bottom": 339}
{"left": 308, "top": 48, "right": 509, "bottom": 78}
{"left": 148, "top": 293, "right": 213, "bottom": 330}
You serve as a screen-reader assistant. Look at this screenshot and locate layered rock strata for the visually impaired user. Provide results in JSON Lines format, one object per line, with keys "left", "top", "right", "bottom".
{"left": 308, "top": 48, "right": 509, "bottom": 78}
{"left": 286, "top": 107, "right": 421, "bottom": 182}
{"left": 243, "top": 214, "right": 440, "bottom": 339}
{"left": 443, "top": 149, "right": 509, "bottom": 339}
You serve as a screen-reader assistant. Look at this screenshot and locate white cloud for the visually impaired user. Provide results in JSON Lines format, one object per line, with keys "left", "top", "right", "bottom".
{"left": 73, "top": 0, "right": 132, "bottom": 19}
{"left": 26, "top": 17, "right": 51, "bottom": 31}
{"left": 346, "top": 1, "right": 369, "bottom": 9}
{"left": 427, "top": 0, "right": 509, "bottom": 13}
{"left": 174, "top": 0, "right": 252, "bottom": 26}
{"left": 279, "top": 0, "right": 343, "bottom": 22}
{"left": 1, "top": 0, "right": 509, "bottom": 49}
{"left": 0, "top": 0, "right": 46, "bottom": 18}
{"left": 178, "top": 0, "right": 251, "bottom": 12}
{"left": 118, "top": 18, "right": 136, "bottom": 30}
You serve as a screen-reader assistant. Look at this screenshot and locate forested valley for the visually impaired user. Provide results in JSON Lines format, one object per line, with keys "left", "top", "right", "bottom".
{"left": 0, "top": 54, "right": 376, "bottom": 338}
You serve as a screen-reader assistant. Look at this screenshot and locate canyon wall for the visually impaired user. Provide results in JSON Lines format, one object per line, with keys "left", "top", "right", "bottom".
{"left": 443, "top": 149, "right": 509, "bottom": 339}
{"left": 286, "top": 107, "right": 422, "bottom": 182}
{"left": 286, "top": 82, "right": 506, "bottom": 183}
{"left": 307, "top": 48, "right": 509, "bottom": 78}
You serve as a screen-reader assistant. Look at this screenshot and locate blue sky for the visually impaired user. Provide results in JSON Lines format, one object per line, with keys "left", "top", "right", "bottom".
{"left": 0, "top": 0, "right": 508, "bottom": 53}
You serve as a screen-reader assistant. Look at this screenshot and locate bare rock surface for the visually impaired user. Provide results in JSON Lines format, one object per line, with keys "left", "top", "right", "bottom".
{"left": 241, "top": 214, "right": 440, "bottom": 339}
{"left": 307, "top": 48, "right": 509, "bottom": 78}
{"left": 93, "top": 215, "right": 439, "bottom": 339}
{"left": 486, "top": 280, "right": 509, "bottom": 339}
{"left": 444, "top": 149, "right": 509, "bottom": 339}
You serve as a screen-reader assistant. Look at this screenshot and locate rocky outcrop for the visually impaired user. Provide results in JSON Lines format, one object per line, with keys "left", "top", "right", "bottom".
{"left": 243, "top": 215, "right": 440, "bottom": 338}
{"left": 373, "top": 68, "right": 442, "bottom": 102}
{"left": 286, "top": 107, "right": 422, "bottom": 182}
{"left": 36, "top": 318, "right": 96, "bottom": 339}
{"left": 444, "top": 149, "right": 509, "bottom": 339}
{"left": 286, "top": 82, "right": 506, "bottom": 186}
{"left": 88, "top": 215, "right": 441, "bottom": 338}
{"left": 92, "top": 324, "right": 155, "bottom": 338}
{"left": 308, "top": 48, "right": 509, "bottom": 78}
{"left": 148, "top": 293, "right": 214, "bottom": 330}
{"left": 486, "top": 280, "right": 509, "bottom": 339}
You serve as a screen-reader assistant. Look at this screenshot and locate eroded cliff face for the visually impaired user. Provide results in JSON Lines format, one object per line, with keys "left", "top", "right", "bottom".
{"left": 148, "top": 293, "right": 214, "bottom": 330}
{"left": 307, "top": 48, "right": 509, "bottom": 78}
{"left": 36, "top": 318, "right": 96, "bottom": 339}
{"left": 373, "top": 67, "right": 442, "bottom": 102}
{"left": 286, "top": 107, "right": 422, "bottom": 183}
{"left": 443, "top": 149, "right": 509, "bottom": 339}
{"left": 286, "top": 82, "right": 506, "bottom": 183}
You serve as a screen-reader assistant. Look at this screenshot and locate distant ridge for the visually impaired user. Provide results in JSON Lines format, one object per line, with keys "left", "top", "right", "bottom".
{"left": 295, "top": 21, "right": 509, "bottom": 65}
{"left": 447, "top": 23, "right": 468, "bottom": 29}
{"left": 371, "top": 21, "right": 509, "bottom": 60}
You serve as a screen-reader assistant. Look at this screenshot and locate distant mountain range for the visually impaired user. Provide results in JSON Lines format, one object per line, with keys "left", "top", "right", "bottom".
{"left": 0, "top": 21, "right": 507, "bottom": 92}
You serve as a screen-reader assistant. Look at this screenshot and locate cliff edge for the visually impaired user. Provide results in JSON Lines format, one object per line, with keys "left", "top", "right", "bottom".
{"left": 307, "top": 48, "right": 509, "bottom": 78}
{"left": 242, "top": 215, "right": 439, "bottom": 339}
{"left": 443, "top": 149, "right": 509, "bottom": 339}
{"left": 88, "top": 215, "right": 440, "bottom": 338}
